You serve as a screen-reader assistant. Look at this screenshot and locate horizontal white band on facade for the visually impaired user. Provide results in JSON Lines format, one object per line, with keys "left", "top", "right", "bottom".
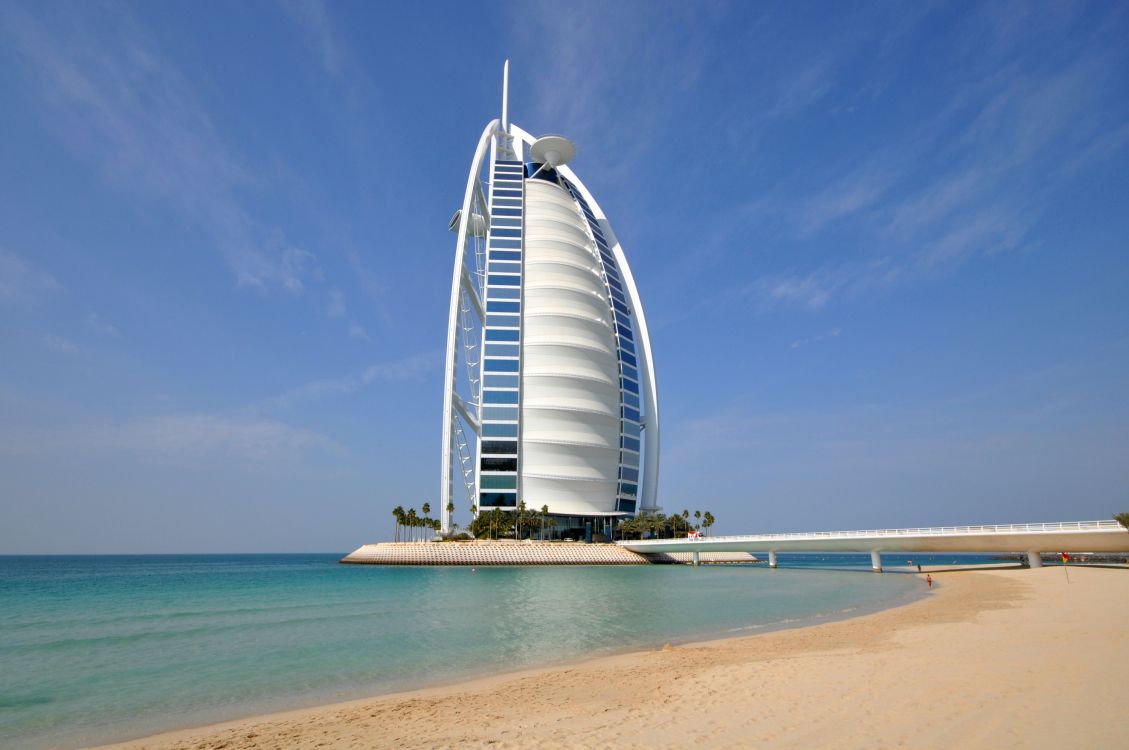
{"left": 522, "top": 436, "right": 619, "bottom": 450}
{"left": 523, "top": 309, "right": 610, "bottom": 326}
{"left": 522, "top": 471, "right": 615, "bottom": 483}
{"left": 522, "top": 371, "right": 617, "bottom": 387}
{"left": 519, "top": 397, "right": 618, "bottom": 415}
{"left": 522, "top": 257, "right": 603, "bottom": 276}
{"left": 522, "top": 279, "right": 610, "bottom": 298}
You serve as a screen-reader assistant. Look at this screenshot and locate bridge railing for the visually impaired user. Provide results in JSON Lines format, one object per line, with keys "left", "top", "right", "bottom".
{"left": 619, "top": 520, "right": 1124, "bottom": 545}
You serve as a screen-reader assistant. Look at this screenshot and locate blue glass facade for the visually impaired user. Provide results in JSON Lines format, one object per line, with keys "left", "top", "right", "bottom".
{"left": 561, "top": 178, "right": 642, "bottom": 515}
{"left": 477, "top": 159, "right": 524, "bottom": 510}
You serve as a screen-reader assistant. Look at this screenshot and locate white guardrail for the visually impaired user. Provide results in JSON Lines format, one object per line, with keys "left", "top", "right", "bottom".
{"left": 620, "top": 520, "right": 1123, "bottom": 545}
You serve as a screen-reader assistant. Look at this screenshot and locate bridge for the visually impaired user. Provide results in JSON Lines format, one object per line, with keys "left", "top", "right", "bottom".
{"left": 617, "top": 519, "right": 1129, "bottom": 571}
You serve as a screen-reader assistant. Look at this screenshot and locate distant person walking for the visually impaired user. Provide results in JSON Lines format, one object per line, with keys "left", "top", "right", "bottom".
{"left": 926, "top": 574, "right": 933, "bottom": 589}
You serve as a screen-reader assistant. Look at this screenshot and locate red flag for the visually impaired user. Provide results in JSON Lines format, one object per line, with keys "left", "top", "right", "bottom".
{"left": 1061, "top": 552, "right": 1070, "bottom": 564}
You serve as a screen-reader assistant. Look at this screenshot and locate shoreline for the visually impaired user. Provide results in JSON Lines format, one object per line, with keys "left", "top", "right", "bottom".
{"left": 89, "top": 564, "right": 1129, "bottom": 749}
{"left": 78, "top": 566, "right": 927, "bottom": 749}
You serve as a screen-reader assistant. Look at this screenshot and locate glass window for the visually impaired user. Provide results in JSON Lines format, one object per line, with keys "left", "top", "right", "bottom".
{"left": 623, "top": 406, "right": 640, "bottom": 422}
{"left": 484, "top": 374, "right": 519, "bottom": 388}
{"left": 622, "top": 377, "right": 639, "bottom": 394}
{"left": 487, "top": 286, "right": 520, "bottom": 299}
{"left": 491, "top": 219, "right": 522, "bottom": 229}
{"left": 483, "top": 423, "right": 518, "bottom": 437}
{"left": 481, "top": 440, "right": 517, "bottom": 455}
{"left": 489, "top": 262, "right": 521, "bottom": 274}
{"left": 607, "top": 276, "right": 623, "bottom": 292}
{"left": 488, "top": 275, "right": 520, "bottom": 287}
{"left": 480, "top": 457, "right": 517, "bottom": 472}
{"left": 621, "top": 351, "right": 637, "bottom": 367}
{"left": 616, "top": 324, "right": 634, "bottom": 341}
{"left": 482, "top": 406, "right": 519, "bottom": 421}
{"left": 604, "top": 265, "right": 620, "bottom": 282}
{"left": 619, "top": 482, "right": 638, "bottom": 497}
{"left": 494, "top": 189, "right": 522, "bottom": 198}
{"left": 480, "top": 474, "right": 517, "bottom": 490}
{"left": 621, "top": 451, "right": 639, "bottom": 469}
{"left": 622, "top": 420, "right": 641, "bottom": 437}
{"left": 487, "top": 314, "right": 520, "bottom": 327}
{"left": 619, "top": 337, "right": 635, "bottom": 354}
{"left": 620, "top": 467, "right": 639, "bottom": 482}
{"left": 612, "top": 299, "right": 630, "bottom": 315}
{"left": 490, "top": 251, "right": 522, "bottom": 262}
{"left": 492, "top": 199, "right": 522, "bottom": 208}
{"left": 479, "top": 492, "right": 517, "bottom": 507}
{"left": 484, "top": 359, "right": 519, "bottom": 373}
{"left": 617, "top": 499, "right": 637, "bottom": 514}
{"left": 624, "top": 392, "right": 639, "bottom": 408}
{"left": 484, "top": 344, "right": 519, "bottom": 357}
{"left": 489, "top": 228, "right": 521, "bottom": 238}
{"left": 622, "top": 364, "right": 639, "bottom": 382}
{"left": 485, "top": 328, "right": 519, "bottom": 342}
{"left": 487, "top": 300, "right": 520, "bottom": 313}
{"left": 494, "top": 208, "right": 522, "bottom": 217}
{"left": 484, "top": 390, "right": 519, "bottom": 404}
{"left": 610, "top": 288, "right": 626, "bottom": 304}
{"left": 490, "top": 238, "right": 522, "bottom": 248}
{"left": 622, "top": 436, "right": 640, "bottom": 452}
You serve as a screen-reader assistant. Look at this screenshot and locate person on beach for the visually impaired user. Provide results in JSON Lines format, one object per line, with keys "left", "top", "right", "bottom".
{"left": 926, "top": 574, "right": 933, "bottom": 589}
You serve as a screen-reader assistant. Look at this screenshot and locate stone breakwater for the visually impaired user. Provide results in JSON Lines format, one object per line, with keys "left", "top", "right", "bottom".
{"left": 340, "top": 541, "right": 758, "bottom": 566}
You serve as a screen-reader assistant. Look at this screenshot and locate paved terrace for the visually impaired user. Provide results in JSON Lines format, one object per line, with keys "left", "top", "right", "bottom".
{"left": 340, "top": 541, "right": 760, "bottom": 566}
{"left": 617, "top": 520, "right": 1129, "bottom": 570}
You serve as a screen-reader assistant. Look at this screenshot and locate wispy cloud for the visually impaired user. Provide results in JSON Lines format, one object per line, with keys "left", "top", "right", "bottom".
{"left": 2, "top": 5, "right": 317, "bottom": 294}
{"left": 0, "top": 249, "right": 62, "bottom": 306}
{"left": 0, "top": 414, "right": 342, "bottom": 466}
{"left": 83, "top": 313, "right": 120, "bottom": 338}
{"left": 263, "top": 352, "right": 437, "bottom": 411}
{"left": 790, "top": 327, "right": 842, "bottom": 350}
{"left": 280, "top": 0, "right": 342, "bottom": 76}
{"left": 41, "top": 334, "right": 80, "bottom": 355}
{"left": 724, "top": 19, "right": 1128, "bottom": 314}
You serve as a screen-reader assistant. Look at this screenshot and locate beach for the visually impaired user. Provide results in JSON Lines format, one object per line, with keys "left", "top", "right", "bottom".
{"left": 93, "top": 565, "right": 1128, "bottom": 749}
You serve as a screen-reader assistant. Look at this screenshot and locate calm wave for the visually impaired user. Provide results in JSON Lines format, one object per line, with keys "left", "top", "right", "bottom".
{"left": 0, "top": 553, "right": 988, "bottom": 749}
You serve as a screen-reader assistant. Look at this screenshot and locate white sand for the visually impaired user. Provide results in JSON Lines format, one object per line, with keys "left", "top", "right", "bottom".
{"left": 93, "top": 566, "right": 1129, "bottom": 749}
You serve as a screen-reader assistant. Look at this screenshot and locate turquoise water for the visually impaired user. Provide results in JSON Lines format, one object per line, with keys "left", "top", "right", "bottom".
{"left": 0, "top": 554, "right": 953, "bottom": 749}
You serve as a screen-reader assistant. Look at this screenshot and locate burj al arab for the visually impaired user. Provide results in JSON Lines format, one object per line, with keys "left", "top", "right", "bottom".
{"left": 439, "top": 62, "right": 659, "bottom": 540}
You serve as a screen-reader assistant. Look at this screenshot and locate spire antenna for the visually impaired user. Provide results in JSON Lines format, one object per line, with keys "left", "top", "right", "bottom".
{"left": 501, "top": 60, "right": 510, "bottom": 132}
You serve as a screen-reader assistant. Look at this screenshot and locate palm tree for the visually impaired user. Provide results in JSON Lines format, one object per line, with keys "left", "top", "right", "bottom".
{"left": 703, "top": 511, "right": 715, "bottom": 536}
{"left": 446, "top": 501, "right": 455, "bottom": 532}
{"left": 694, "top": 510, "right": 702, "bottom": 531}
{"left": 541, "top": 504, "right": 549, "bottom": 541}
{"left": 407, "top": 508, "right": 417, "bottom": 542}
{"left": 1115, "top": 512, "right": 1129, "bottom": 531}
{"left": 392, "top": 505, "right": 404, "bottom": 542}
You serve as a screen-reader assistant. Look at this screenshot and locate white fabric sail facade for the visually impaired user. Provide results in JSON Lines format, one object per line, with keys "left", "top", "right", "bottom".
{"left": 440, "top": 71, "right": 658, "bottom": 534}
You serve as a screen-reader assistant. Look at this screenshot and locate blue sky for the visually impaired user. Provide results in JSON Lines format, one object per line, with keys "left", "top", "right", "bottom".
{"left": 1, "top": 1, "right": 1127, "bottom": 553}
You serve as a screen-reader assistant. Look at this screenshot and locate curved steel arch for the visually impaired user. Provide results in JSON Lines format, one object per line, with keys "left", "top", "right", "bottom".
{"left": 439, "top": 119, "right": 498, "bottom": 533}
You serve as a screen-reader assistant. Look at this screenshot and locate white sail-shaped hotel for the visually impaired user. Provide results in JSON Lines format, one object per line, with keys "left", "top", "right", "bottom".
{"left": 440, "top": 63, "right": 659, "bottom": 540}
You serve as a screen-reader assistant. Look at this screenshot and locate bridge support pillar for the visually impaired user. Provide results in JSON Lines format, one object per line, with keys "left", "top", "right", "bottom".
{"left": 870, "top": 550, "right": 882, "bottom": 572}
{"left": 768, "top": 550, "right": 777, "bottom": 569}
{"left": 1028, "top": 552, "right": 1043, "bottom": 569}
{"left": 692, "top": 551, "right": 700, "bottom": 567}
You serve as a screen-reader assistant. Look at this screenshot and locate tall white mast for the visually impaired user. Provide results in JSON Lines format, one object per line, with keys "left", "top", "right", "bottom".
{"left": 501, "top": 60, "right": 509, "bottom": 132}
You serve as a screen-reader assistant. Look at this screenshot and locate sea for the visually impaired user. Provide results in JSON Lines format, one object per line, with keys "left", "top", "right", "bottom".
{"left": 0, "top": 552, "right": 1002, "bottom": 749}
